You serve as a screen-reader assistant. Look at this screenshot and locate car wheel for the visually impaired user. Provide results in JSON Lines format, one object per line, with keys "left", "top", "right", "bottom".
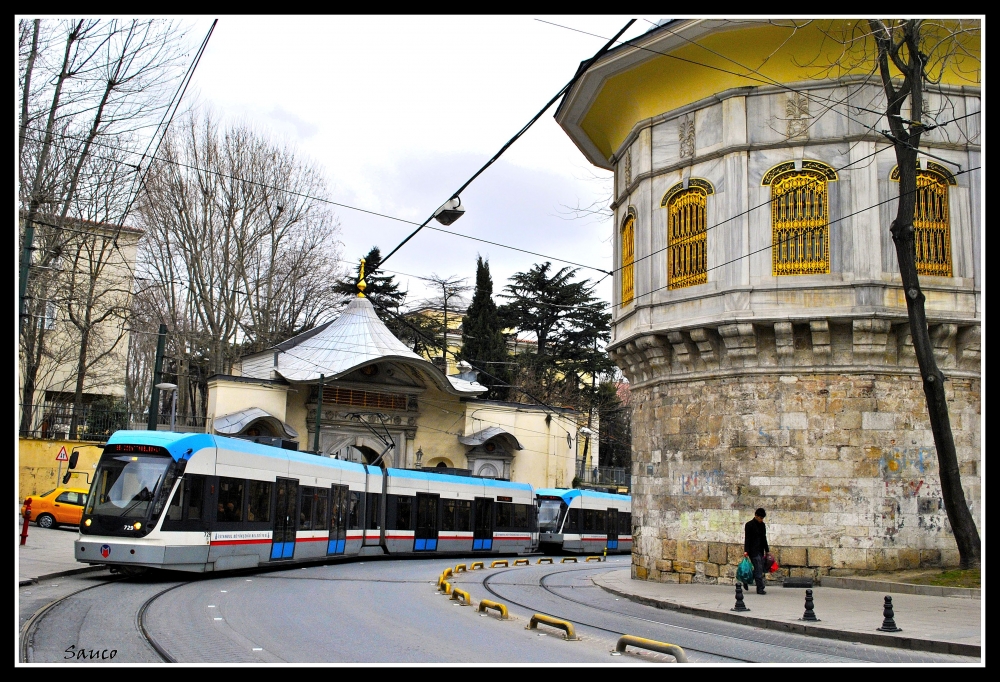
{"left": 36, "top": 513, "right": 56, "bottom": 529}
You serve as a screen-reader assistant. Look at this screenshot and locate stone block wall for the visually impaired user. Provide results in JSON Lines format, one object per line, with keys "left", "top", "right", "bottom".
{"left": 618, "top": 321, "right": 980, "bottom": 584}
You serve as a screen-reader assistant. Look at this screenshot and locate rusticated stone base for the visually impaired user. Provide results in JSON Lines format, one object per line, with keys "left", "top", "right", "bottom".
{"left": 628, "top": 371, "right": 980, "bottom": 583}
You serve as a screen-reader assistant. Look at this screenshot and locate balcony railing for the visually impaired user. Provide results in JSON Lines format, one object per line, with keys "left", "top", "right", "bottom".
{"left": 576, "top": 463, "right": 631, "bottom": 492}
{"left": 18, "top": 403, "right": 206, "bottom": 441}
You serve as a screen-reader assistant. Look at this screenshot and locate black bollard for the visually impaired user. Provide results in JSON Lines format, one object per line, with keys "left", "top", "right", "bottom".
{"left": 877, "top": 595, "right": 902, "bottom": 632}
{"left": 731, "top": 582, "right": 750, "bottom": 612}
{"left": 800, "top": 588, "right": 819, "bottom": 621}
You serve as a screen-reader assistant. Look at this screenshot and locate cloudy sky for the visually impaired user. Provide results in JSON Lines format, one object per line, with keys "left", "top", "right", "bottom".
{"left": 182, "top": 16, "right": 661, "bottom": 308}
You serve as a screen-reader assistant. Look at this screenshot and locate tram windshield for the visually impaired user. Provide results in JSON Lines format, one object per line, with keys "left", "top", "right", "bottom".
{"left": 85, "top": 453, "right": 175, "bottom": 519}
{"left": 537, "top": 499, "right": 564, "bottom": 532}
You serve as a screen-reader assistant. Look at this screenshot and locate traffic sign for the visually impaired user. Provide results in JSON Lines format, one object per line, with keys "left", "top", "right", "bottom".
{"left": 56, "top": 446, "right": 69, "bottom": 462}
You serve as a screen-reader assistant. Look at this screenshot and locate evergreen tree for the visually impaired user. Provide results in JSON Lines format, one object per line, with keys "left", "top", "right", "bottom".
{"left": 498, "top": 262, "right": 613, "bottom": 408}
{"left": 334, "top": 246, "right": 407, "bottom": 325}
{"left": 459, "top": 257, "right": 510, "bottom": 400}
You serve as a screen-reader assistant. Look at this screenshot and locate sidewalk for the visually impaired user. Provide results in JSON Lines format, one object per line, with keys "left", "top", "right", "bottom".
{"left": 593, "top": 569, "right": 981, "bottom": 658}
{"left": 17, "top": 518, "right": 107, "bottom": 586}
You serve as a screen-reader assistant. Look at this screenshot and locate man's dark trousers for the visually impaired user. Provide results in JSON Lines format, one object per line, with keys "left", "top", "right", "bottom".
{"left": 750, "top": 554, "right": 765, "bottom": 593}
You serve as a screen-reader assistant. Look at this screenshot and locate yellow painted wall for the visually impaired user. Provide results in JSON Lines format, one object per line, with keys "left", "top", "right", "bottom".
{"left": 18, "top": 438, "right": 105, "bottom": 502}
{"left": 285, "top": 385, "right": 309, "bottom": 447}
{"left": 205, "top": 378, "right": 289, "bottom": 433}
{"left": 414, "top": 385, "right": 469, "bottom": 468}
{"left": 580, "top": 20, "right": 981, "bottom": 159}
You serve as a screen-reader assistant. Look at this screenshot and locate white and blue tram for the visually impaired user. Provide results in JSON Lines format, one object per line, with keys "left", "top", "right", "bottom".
{"left": 535, "top": 488, "right": 632, "bottom": 555}
{"left": 75, "top": 431, "right": 537, "bottom": 574}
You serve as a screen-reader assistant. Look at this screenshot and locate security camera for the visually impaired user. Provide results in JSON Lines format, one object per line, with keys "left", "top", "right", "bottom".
{"left": 433, "top": 196, "right": 465, "bottom": 226}
{"left": 579, "top": 427, "right": 595, "bottom": 437}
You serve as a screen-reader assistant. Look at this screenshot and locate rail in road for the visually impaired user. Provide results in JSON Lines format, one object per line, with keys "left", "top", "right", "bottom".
{"left": 20, "top": 557, "right": 979, "bottom": 664}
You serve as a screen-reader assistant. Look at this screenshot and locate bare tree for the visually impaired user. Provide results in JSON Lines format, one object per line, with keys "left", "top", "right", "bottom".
{"left": 18, "top": 19, "right": 189, "bottom": 435}
{"left": 134, "top": 108, "right": 344, "bottom": 416}
{"left": 410, "top": 274, "right": 471, "bottom": 368}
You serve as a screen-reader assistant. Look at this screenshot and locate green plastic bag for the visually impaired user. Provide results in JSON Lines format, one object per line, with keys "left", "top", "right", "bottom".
{"left": 736, "top": 556, "right": 754, "bottom": 584}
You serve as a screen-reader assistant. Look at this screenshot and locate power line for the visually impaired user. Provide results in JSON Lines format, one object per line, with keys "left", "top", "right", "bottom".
{"left": 377, "top": 19, "right": 638, "bottom": 269}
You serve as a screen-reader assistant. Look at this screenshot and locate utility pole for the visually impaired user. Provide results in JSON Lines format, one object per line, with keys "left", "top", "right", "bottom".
{"left": 147, "top": 324, "right": 167, "bottom": 430}
{"left": 314, "top": 374, "right": 324, "bottom": 453}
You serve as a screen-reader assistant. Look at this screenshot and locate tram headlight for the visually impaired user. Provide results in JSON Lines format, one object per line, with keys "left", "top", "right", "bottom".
{"left": 133, "top": 522, "right": 142, "bottom": 530}
{"left": 84, "top": 518, "right": 92, "bottom": 527}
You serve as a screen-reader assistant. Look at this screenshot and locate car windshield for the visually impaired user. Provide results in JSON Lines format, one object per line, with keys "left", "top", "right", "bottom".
{"left": 537, "top": 500, "right": 564, "bottom": 531}
{"left": 85, "top": 454, "right": 173, "bottom": 518}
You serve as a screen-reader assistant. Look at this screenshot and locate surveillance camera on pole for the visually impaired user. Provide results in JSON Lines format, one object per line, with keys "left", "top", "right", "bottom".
{"left": 433, "top": 196, "right": 465, "bottom": 226}
{"left": 579, "top": 427, "right": 595, "bottom": 438}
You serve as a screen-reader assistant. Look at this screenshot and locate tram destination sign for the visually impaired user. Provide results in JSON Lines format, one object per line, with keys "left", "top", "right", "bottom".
{"left": 105, "top": 443, "right": 170, "bottom": 456}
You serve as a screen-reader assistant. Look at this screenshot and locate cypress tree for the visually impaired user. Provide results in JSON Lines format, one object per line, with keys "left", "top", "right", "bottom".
{"left": 460, "top": 257, "right": 510, "bottom": 400}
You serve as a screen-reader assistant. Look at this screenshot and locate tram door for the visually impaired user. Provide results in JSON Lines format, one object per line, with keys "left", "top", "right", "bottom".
{"left": 414, "top": 493, "right": 439, "bottom": 551}
{"left": 328, "top": 484, "right": 349, "bottom": 555}
{"left": 270, "top": 478, "right": 299, "bottom": 560}
{"left": 472, "top": 497, "right": 494, "bottom": 551}
{"left": 606, "top": 507, "right": 619, "bottom": 550}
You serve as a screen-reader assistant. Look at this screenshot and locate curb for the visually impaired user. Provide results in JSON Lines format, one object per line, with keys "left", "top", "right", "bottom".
{"left": 818, "top": 576, "right": 981, "bottom": 599}
{"left": 20, "top": 565, "right": 109, "bottom": 586}
{"left": 594, "top": 577, "right": 980, "bottom": 658}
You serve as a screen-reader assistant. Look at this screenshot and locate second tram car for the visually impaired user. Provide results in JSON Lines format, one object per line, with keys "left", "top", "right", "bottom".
{"left": 535, "top": 488, "right": 632, "bottom": 555}
{"left": 75, "top": 431, "right": 537, "bottom": 574}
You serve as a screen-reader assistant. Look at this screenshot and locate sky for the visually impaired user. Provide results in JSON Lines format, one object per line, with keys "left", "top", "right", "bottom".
{"left": 180, "top": 16, "right": 662, "bottom": 309}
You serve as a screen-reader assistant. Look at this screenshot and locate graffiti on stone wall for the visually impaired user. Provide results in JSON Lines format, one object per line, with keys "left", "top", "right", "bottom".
{"left": 878, "top": 446, "right": 930, "bottom": 480}
{"left": 675, "top": 468, "right": 725, "bottom": 496}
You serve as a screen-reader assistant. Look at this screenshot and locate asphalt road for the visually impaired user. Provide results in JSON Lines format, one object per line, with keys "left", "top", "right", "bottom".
{"left": 20, "top": 555, "right": 978, "bottom": 664}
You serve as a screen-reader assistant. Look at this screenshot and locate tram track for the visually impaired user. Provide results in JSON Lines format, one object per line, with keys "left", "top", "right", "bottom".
{"left": 478, "top": 564, "right": 873, "bottom": 663}
{"left": 19, "top": 577, "right": 125, "bottom": 663}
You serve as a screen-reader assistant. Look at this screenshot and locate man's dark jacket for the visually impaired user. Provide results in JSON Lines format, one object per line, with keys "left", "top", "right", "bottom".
{"left": 744, "top": 518, "right": 769, "bottom": 557}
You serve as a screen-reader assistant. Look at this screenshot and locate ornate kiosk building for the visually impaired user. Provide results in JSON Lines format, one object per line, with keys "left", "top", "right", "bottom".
{"left": 556, "top": 20, "right": 980, "bottom": 581}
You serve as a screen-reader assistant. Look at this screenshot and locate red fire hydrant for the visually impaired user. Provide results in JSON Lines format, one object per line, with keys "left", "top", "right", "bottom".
{"left": 20, "top": 498, "right": 32, "bottom": 546}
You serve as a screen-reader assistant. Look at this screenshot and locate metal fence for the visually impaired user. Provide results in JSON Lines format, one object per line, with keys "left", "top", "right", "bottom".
{"left": 576, "top": 464, "right": 631, "bottom": 491}
{"left": 19, "top": 403, "right": 206, "bottom": 441}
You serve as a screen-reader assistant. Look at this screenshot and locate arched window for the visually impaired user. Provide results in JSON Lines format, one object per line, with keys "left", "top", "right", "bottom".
{"left": 890, "top": 163, "right": 954, "bottom": 277}
{"left": 620, "top": 211, "right": 635, "bottom": 305}
{"left": 913, "top": 170, "right": 952, "bottom": 276}
{"left": 662, "top": 180, "right": 712, "bottom": 289}
{"left": 764, "top": 162, "right": 836, "bottom": 276}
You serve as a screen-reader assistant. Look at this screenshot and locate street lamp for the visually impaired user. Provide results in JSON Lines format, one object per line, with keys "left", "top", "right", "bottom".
{"left": 155, "top": 382, "right": 178, "bottom": 431}
{"left": 432, "top": 196, "right": 465, "bottom": 226}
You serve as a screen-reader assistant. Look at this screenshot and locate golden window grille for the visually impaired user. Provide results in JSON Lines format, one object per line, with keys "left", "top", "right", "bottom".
{"left": 771, "top": 170, "right": 830, "bottom": 276}
{"left": 321, "top": 386, "right": 406, "bottom": 411}
{"left": 667, "top": 188, "right": 708, "bottom": 289}
{"left": 621, "top": 214, "right": 635, "bottom": 305}
{"left": 913, "top": 171, "right": 952, "bottom": 277}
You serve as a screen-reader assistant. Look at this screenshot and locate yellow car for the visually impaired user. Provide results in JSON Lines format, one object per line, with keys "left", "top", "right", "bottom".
{"left": 20, "top": 487, "right": 90, "bottom": 529}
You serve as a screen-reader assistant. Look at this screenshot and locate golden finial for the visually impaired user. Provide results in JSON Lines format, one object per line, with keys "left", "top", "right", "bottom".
{"left": 357, "top": 257, "right": 367, "bottom": 298}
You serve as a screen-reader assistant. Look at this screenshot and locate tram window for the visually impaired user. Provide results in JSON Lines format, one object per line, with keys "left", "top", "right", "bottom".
{"left": 455, "top": 500, "right": 471, "bottom": 532}
{"left": 314, "top": 488, "right": 329, "bottom": 530}
{"left": 395, "top": 495, "right": 413, "bottom": 530}
{"left": 619, "top": 511, "right": 630, "bottom": 533}
{"left": 496, "top": 502, "right": 512, "bottom": 529}
{"left": 248, "top": 480, "right": 272, "bottom": 523}
{"left": 218, "top": 478, "right": 245, "bottom": 522}
{"left": 186, "top": 477, "right": 204, "bottom": 521}
{"left": 513, "top": 504, "right": 528, "bottom": 530}
{"left": 441, "top": 499, "right": 456, "bottom": 531}
{"left": 300, "top": 487, "right": 315, "bottom": 530}
{"left": 348, "top": 491, "right": 361, "bottom": 529}
{"left": 568, "top": 508, "right": 580, "bottom": 532}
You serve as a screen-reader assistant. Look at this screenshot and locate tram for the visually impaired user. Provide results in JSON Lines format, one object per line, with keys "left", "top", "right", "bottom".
{"left": 535, "top": 488, "right": 632, "bottom": 555}
{"left": 75, "top": 431, "right": 537, "bottom": 575}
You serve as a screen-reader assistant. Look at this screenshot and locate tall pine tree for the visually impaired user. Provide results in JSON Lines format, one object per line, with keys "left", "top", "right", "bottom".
{"left": 459, "top": 257, "right": 510, "bottom": 401}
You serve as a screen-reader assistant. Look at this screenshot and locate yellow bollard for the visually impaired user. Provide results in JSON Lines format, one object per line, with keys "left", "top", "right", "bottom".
{"left": 615, "top": 635, "right": 688, "bottom": 662}
{"left": 586, "top": 556, "right": 603, "bottom": 562}
{"left": 526, "top": 613, "right": 578, "bottom": 640}
{"left": 513, "top": 558, "right": 529, "bottom": 566}
{"left": 440, "top": 580, "right": 452, "bottom": 595}
{"left": 470, "top": 562, "right": 485, "bottom": 571}
{"left": 478, "top": 599, "right": 509, "bottom": 619}
{"left": 561, "top": 557, "right": 578, "bottom": 563}
{"left": 450, "top": 588, "right": 471, "bottom": 606}
{"left": 454, "top": 563, "right": 468, "bottom": 573}
{"left": 537, "top": 557, "right": 554, "bottom": 564}
{"left": 490, "top": 560, "right": 509, "bottom": 568}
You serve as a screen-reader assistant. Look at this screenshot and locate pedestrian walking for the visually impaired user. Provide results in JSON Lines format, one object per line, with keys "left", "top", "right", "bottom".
{"left": 744, "top": 507, "right": 769, "bottom": 594}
